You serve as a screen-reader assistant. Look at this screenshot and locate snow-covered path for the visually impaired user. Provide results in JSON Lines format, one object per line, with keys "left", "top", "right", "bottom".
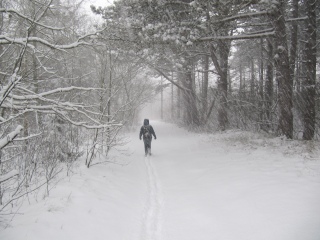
{"left": 1, "top": 121, "right": 320, "bottom": 240}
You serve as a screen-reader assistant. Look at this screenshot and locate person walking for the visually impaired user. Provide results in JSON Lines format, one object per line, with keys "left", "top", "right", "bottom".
{"left": 139, "top": 119, "right": 157, "bottom": 156}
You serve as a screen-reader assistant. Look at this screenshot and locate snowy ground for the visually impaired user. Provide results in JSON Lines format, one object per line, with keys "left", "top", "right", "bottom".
{"left": 1, "top": 121, "right": 320, "bottom": 240}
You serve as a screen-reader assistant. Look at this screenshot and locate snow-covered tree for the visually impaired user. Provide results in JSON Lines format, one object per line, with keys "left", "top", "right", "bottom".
{"left": 0, "top": 0, "right": 121, "bottom": 211}
{"left": 301, "top": 0, "right": 317, "bottom": 140}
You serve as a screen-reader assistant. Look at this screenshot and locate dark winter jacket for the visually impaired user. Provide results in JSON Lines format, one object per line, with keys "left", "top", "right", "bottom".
{"left": 139, "top": 119, "right": 156, "bottom": 140}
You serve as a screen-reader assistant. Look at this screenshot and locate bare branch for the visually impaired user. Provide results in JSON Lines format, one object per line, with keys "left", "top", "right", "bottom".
{"left": 0, "top": 109, "right": 34, "bottom": 125}
{"left": 14, "top": 86, "right": 104, "bottom": 100}
{"left": 198, "top": 31, "right": 274, "bottom": 41}
{"left": 212, "top": 11, "right": 269, "bottom": 24}
{"left": 0, "top": 170, "right": 19, "bottom": 184}
{"left": 53, "top": 108, "right": 122, "bottom": 129}
{"left": 0, "top": 8, "right": 64, "bottom": 31}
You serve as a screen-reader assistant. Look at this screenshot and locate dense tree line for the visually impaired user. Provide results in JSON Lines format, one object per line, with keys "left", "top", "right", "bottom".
{"left": 94, "top": 0, "right": 318, "bottom": 140}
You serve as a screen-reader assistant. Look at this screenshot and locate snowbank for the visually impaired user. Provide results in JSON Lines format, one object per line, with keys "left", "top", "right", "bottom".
{"left": 1, "top": 122, "right": 319, "bottom": 240}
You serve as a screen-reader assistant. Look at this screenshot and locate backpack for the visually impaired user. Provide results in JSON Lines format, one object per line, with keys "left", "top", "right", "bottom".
{"left": 143, "top": 125, "right": 151, "bottom": 139}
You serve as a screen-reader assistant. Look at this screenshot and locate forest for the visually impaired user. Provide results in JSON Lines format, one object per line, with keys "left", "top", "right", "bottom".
{"left": 0, "top": 0, "right": 319, "bottom": 214}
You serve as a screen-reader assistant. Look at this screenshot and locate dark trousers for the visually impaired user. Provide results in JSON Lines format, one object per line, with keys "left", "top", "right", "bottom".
{"left": 143, "top": 138, "right": 152, "bottom": 155}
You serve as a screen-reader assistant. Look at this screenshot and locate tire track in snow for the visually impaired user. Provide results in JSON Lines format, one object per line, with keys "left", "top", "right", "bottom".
{"left": 141, "top": 156, "right": 163, "bottom": 240}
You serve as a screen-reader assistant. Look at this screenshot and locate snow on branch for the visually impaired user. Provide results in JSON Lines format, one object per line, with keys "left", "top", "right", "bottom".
{"left": 0, "top": 25, "right": 106, "bottom": 50}
{"left": 0, "top": 35, "right": 90, "bottom": 50}
{"left": 286, "top": 17, "right": 308, "bottom": 22}
{"left": 0, "top": 125, "right": 23, "bottom": 149}
{"left": 0, "top": 8, "right": 64, "bottom": 31}
{"left": 0, "top": 102, "right": 106, "bottom": 119}
{"left": 0, "top": 71, "right": 23, "bottom": 107}
{"left": 211, "top": 10, "right": 307, "bottom": 25}
{"left": 164, "top": 1, "right": 190, "bottom": 6}
{"left": 212, "top": 11, "right": 269, "bottom": 24}
{"left": 14, "top": 132, "right": 42, "bottom": 141}
{"left": 14, "top": 86, "right": 104, "bottom": 100}
{"left": 198, "top": 31, "right": 274, "bottom": 41}
{"left": 1, "top": 87, "right": 110, "bottom": 123}
{"left": 0, "top": 104, "right": 68, "bottom": 111}
{"left": 0, "top": 170, "right": 19, "bottom": 183}
{"left": 53, "top": 108, "right": 122, "bottom": 130}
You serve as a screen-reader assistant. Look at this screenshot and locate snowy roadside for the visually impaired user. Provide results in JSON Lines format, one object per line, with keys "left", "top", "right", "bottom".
{"left": 0, "top": 121, "right": 320, "bottom": 240}
{"left": 155, "top": 126, "right": 320, "bottom": 240}
{"left": 207, "top": 129, "right": 320, "bottom": 181}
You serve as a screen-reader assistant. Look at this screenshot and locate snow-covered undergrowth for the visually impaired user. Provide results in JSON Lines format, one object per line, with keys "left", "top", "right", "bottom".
{"left": 210, "top": 129, "right": 320, "bottom": 157}
{"left": 206, "top": 129, "right": 320, "bottom": 178}
{"left": 1, "top": 121, "right": 319, "bottom": 240}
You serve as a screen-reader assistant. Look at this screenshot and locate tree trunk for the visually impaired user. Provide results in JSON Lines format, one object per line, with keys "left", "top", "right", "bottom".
{"left": 210, "top": 39, "right": 230, "bottom": 131}
{"left": 202, "top": 53, "right": 209, "bottom": 122}
{"left": 250, "top": 58, "right": 255, "bottom": 98}
{"left": 259, "top": 38, "right": 264, "bottom": 128}
{"left": 177, "top": 77, "right": 181, "bottom": 120}
{"left": 289, "top": 0, "right": 298, "bottom": 79}
{"left": 265, "top": 38, "right": 274, "bottom": 129}
{"left": 217, "top": 39, "right": 229, "bottom": 131}
{"left": 161, "top": 76, "right": 163, "bottom": 120}
{"left": 239, "top": 63, "right": 243, "bottom": 98}
{"left": 171, "top": 81, "right": 174, "bottom": 120}
{"left": 217, "top": 75, "right": 228, "bottom": 131}
{"left": 181, "top": 65, "right": 200, "bottom": 126}
{"left": 106, "top": 50, "right": 112, "bottom": 153}
{"left": 272, "top": 0, "right": 293, "bottom": 138}
{"left": 302, "top": 0, "right": 316, "bottom": 140}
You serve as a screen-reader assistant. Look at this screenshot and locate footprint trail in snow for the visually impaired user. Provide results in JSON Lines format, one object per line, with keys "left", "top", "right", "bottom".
{"left": 141, "top": 155, "right": 163, "bottom": 240}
